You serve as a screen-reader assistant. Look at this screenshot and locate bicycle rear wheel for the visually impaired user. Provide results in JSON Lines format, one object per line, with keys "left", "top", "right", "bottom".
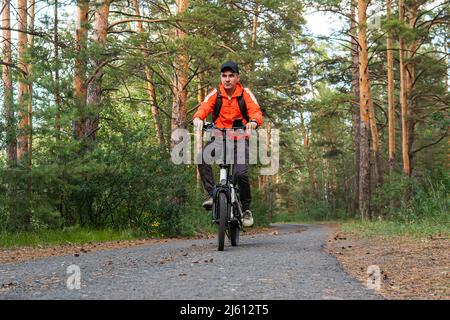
{"left": 217, "top": 192, "right": 227, "bottom": 251}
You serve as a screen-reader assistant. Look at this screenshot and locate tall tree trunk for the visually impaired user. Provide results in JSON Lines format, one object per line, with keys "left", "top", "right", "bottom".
{"left": 304, "top": 58, "right": 319, "bottom": 199}
{"left": 406, "top": 2, "right": 418, "bottom": 177}
{"left": 197, "top": 72, "right": 206, "bottom": 104}
{"left": 445, "top": 26, "right": 449, "bottom": 93}
{"left": 196, "top": 73, "right": 205, "bottom": 189}
{"left": 16, "top": 0, "right": 33, "bottom": 226}
{"left": 324, "top": 157, "right": 330, "bottom": 204}
{"left": 247, "top": 0, "right": 259, "bottom": 85}
{"left": 54, "top": 0, "right": 61, "bottom": 139}
{"left": 146, "top": 67, "right": 166, "bottom": 145}
{"left": 300, "top": 111, "right": 317, "bottom": 198}
{"left": 73, "top": 0, "right": 89, "bottom": 139}
{"left": 331, "top": 159, "right": 337, "bottom": 211}
{"left": 2, "top": 0, "right": 17, "bottom": 165}
{"left": 387, "top": 0, "right": 396, "bottom": 172}
{"left": 264, "top": 122, "right": 272, "bottom": 217}
{"left": 53, "top": 0, "right": 64, "bottom": 218}
{"left": 273, "top": 173, "right": 281, "bottom": 211}
{"left": 361, "top": 57, "right": 383, "bottom": 188}
{"left": 251, "top": 0, "right": 259, "bottom": 50}
{"left": 27, "top": 0, "right": 35, "bottom": 168}
{"left": 171, "top": 0, "right": 189, "bottom": 143}
{"left": 358, "top": 0, "right": 372, "bottom": 220}
{"left": 320, "top": 158, "right": 326, "bottom": 201}
{"left": 350, "top": 0, "right": 360, "bottom": 213}
{"left": 132, "top": 0, "right": 166, "bottom": 147}
{"left": 85, "top": 0, "right": 110, "bottom": 141}
{"left": 17, "top": 0, "right": 29, "bottom": 162}
{"left": 399, "top": 0, "right": 410, "bottom": 175}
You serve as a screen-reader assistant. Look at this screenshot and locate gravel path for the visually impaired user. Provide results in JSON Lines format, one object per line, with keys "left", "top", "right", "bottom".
{"left": 0, "top": 224, "right": 381, "bottom": 300}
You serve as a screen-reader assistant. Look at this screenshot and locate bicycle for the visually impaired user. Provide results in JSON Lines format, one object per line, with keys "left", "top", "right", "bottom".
{"left": 202, "top": 120, "right": 250, "bottom": 251}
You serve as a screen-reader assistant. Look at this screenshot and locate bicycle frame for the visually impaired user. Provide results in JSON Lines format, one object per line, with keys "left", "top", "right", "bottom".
{"left": 203, "top": 124, "right": 246, "bottom": 231}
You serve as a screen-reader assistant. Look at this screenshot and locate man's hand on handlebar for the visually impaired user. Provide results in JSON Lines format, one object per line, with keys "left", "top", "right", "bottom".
{"left": 193, "top": 117, "right": 204, "bottom": 131}
{"left": 194, "top": 118, "right": 257, "bottom": 134}
{"left": 246, "top": 121, "right": 257, "bottom": 131}
{"left": 245, "top": 121, "right": 257, "bottom": 135}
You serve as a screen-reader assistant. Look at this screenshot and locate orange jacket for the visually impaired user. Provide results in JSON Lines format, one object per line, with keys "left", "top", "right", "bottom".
{"left": 193, "top": 83, "right": 263, "bottom": 129}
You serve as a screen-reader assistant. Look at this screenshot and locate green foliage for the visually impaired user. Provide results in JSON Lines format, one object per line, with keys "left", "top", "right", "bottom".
{"left": 0, "top": 227, "right": 143, "bottom": 248}
{"left": 373, "top": 170, "right": 450, "bottom": 225}
{"left": 251, "top": 189, "right": 271, "bottom": 227}
{"left": 1, "top": 0, "right": 448, "bottom": 244}
{"left": 342, "top": 219, "right": 449, "bottom": 239}
{"left": 1, "top": 92, "right": 204, "bottom": 236}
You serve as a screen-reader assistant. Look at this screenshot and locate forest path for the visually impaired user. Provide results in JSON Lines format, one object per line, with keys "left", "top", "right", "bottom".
{"left": 0, "top": 224, "right": 381, "bottom": 299}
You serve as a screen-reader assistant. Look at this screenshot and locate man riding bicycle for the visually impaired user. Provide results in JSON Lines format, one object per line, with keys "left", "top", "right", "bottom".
{"left": 193, "top": 60, "right": 263, "bottom": 227}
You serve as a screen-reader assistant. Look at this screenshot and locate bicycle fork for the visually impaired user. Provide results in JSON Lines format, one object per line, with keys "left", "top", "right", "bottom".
{"left": 213, "top": 166, "right": 242, "bottom": 226}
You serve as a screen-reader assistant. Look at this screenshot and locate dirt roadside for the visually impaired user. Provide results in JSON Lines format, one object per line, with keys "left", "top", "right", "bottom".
{"left": 325, "top": 225, "right": 449, "bottom": 300}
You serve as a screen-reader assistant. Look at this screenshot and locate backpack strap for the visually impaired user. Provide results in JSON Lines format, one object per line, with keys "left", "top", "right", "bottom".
{"left": 213, "top": 87, "right": 222, "bottom": 122}
{"left": 237, "top": 92, "right": 249, "bottom": 122}
{"left": 212, "top": 87, "right": 249, "bottom": 123}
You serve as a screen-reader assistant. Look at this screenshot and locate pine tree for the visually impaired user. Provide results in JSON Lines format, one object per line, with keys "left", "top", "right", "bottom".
{"left": 358, "top": 0, "right": 372, "bottom": 219}
{"left": 1, "top": 0, "right": 16, "bottom": 165}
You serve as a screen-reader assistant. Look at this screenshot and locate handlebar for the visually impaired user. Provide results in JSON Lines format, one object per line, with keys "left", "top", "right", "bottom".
{"left": 201, "top": 122, "right": 252, "bottom": 138}
{"left": 203, "top": 122, "right": 247, "bottom": 131}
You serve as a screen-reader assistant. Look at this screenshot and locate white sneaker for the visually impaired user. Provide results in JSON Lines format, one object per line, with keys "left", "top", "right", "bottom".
{"left": 242, "top": 210, "right": 254, "bottom": 227}
{"left": 202, "top": 197, "right": 213, "bottom": 209}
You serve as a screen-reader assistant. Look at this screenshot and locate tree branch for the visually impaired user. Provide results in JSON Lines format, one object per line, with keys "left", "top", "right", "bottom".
{"left": 0, "top": 60, "right": 27, "bottom": 75}
{"left": 107, "top": 18, "right": 170, "bottom": 31}
{"left": 413, "top": 128, "right": 449, "bottom": 154}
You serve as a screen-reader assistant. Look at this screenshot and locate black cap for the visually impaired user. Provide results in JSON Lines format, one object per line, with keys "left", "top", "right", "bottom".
{"left": 220, "top": 60, "right": 239, "bottom": 74}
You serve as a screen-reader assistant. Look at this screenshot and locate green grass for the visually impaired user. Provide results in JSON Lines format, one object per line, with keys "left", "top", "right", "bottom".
{"left": 0, "top": 227, "right": 146, "bottom": 249}
{"left": 271, "top": 210, "right": 348, "bottom": 225}
{"left": 341, "top": 219, "right": 450, "bottom": 239}
{"left": 2, "top": 212, "right": 447, "bottom": 248}
{"left": 272, "top": 211, "right": 449, "bottom": 239}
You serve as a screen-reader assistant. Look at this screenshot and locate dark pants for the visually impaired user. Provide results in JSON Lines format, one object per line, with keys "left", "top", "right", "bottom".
{"left": 197, "top": 137, "right": 251, "bottom": 211}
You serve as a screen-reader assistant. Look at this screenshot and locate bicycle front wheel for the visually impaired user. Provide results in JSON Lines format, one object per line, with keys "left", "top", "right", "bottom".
{"left": 217, "top": 192, "right": 227, "bottom": 251}
{"left": 230, "top": 222, "right": 239, "bottom": 246}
